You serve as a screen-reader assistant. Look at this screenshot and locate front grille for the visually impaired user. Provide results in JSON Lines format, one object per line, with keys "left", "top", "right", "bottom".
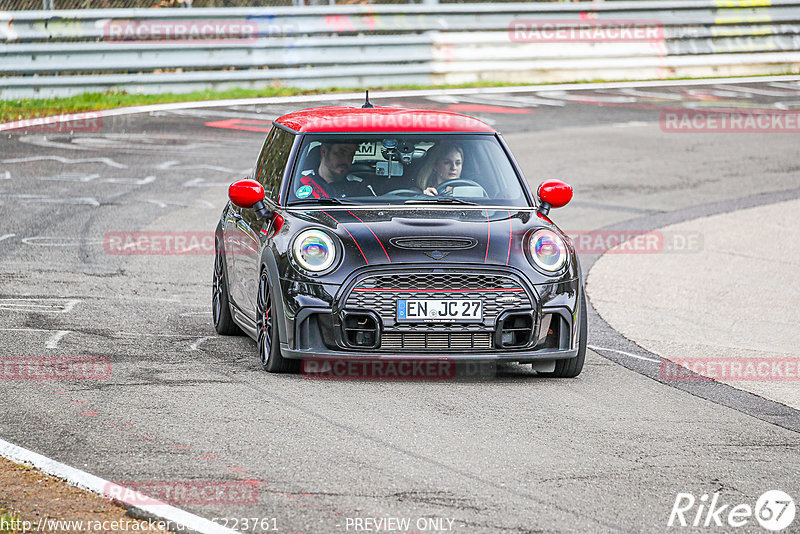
{"left": 356, "top": 272, "right": 520, "bottom": 291}
{"left": 347, "top": 272, "right": 530, "bottom": 331}
{"left": 343, "top": 270, "right": 533, "bottom": 352}
{"left": 381, "top": 332, "right": 492, "bottom": 350}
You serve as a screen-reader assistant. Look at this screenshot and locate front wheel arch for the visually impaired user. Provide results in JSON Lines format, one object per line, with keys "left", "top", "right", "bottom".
{"left": 257, "top": 266, "right": 298, "bottom": 373}
{"left": 259, "top": 250, "right": 291, "bottom": 348}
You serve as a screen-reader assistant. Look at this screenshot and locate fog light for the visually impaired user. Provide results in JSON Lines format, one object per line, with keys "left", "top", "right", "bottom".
{"left": 496, "top": 312, "right": 534, "bottom": 348}
{"left": 356, "top": 330, "right": 375, "bottom": 347}
{"left": 342, "top": 312, "right": 380, "bottom": 349}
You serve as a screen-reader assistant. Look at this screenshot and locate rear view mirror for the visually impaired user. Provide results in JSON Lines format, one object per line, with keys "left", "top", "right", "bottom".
{"left": 228, "top": 179, "right": 271, "bottom": 219}
{"left": 536, "top": 180, "right": 573, "bottom": 216}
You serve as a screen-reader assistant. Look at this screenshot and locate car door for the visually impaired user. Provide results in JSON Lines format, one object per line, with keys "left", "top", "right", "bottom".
{"left": 223, "top": 195, "right": 247, "bottom": 310}
{"left": 234, "top": 126, "right": 296, "bottom": 320}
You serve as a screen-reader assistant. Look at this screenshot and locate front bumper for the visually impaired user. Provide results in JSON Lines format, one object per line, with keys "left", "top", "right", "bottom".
{"left": 282, "top": 265, "right": 581, "bottom": 361}
{"left": 282, "top": 345, "right": 578, "bottom": 362}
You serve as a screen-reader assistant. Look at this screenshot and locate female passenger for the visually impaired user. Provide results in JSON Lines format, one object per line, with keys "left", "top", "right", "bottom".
{"left": 417, "top": 143, "right": 464, "bottom": 196}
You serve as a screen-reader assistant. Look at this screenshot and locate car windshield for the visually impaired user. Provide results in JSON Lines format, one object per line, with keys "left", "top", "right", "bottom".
{"left": 286, "top": 134, "right": 530, "bottom": 207}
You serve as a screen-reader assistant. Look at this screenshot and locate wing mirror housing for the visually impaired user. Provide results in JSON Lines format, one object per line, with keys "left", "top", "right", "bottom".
{"left": 228, "top": 179, "right": 272, "bottom": 219}
{"left": 536, "top": 180, "right": 573, "bottom": 217}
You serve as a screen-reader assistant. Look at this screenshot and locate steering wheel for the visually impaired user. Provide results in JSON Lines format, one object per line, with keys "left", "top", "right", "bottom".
{"left": 384, "top": 188, "right": 422, "bottom": 198}
{"left": 435, "top": 179, "right": 487, "bottom": 197}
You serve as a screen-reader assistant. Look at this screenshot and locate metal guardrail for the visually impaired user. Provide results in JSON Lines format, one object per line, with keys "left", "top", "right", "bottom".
{"left": 2, "top": 1, "right": 800, "bottom": 98}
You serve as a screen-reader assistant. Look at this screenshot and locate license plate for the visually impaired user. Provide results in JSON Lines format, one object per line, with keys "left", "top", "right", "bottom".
{"left": 396, "top": 299, "right": 482, "bottom": 322}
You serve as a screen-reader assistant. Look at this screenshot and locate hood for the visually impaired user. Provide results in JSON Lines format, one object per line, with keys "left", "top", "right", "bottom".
{"left": 288, "top": 207, "right": 572, "bottom": 280}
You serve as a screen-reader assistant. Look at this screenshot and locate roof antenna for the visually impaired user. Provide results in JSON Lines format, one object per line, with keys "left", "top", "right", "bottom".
{"left": 362, "top": 90, "right": 374, "bottom": 109}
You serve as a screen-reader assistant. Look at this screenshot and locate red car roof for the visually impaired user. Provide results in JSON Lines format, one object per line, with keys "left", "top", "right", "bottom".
{"left": 275, "top": 106, "right": 496, "bottom": 134}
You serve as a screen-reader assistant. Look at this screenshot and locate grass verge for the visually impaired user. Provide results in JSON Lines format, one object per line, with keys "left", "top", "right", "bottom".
{"left": 0, "top": 457, "right": 171, "bottom": 533}
{"left": 0, "top": 509, "right": 23, "bottom": 534}
{"left": 0, "top": 83, "right": 521, "bottom": 123}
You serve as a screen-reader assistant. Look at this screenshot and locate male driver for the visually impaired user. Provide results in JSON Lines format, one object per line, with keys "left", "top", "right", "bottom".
{"left": 299, "top": 142, "right": 371, "bottom": 198}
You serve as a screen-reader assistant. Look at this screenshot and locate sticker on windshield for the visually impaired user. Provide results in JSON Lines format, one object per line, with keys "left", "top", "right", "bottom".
{"left": 357, "top": 142, "right": 377, "bottom": 157}
{"left": 296, "top": 185, "right": 313, "bottom": 199}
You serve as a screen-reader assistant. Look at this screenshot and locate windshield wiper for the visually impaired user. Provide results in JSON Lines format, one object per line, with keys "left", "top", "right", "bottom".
{"left": 404, "top": 197, "right": 478, "bottom": 206}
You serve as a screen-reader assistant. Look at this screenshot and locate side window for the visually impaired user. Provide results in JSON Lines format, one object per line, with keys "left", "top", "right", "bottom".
{"left": 255, "top": 127, "right": 295, "bottom": 204}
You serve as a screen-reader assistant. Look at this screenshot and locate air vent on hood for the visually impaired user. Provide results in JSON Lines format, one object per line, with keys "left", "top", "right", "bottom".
{"left": 389, "top": 237, "right": 478, "bottom": 250}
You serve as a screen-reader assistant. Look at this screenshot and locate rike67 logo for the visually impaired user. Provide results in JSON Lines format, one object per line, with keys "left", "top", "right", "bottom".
{"left": 668, "top": 490, "right": 796, "bottom": 531}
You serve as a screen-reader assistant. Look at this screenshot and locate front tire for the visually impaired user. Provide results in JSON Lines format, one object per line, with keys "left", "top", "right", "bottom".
{"left": 257, "top": 270, "right": 298, "bottom": 373}
{"left": 213, "top": 241, "right": 243, "bottom": 336}
{"left": 538, "top": 290, "right": 587, "bottom": 378}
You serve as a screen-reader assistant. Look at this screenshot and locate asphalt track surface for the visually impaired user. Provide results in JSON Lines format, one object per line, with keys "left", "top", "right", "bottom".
{"left": 1, "top": 79, "right": 800, "bottom": 533}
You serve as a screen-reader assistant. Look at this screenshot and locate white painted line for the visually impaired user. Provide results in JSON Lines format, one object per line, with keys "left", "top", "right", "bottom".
{"left": 612, "top": 121, "right": 651, "bottom": 128}
{"left": 111, "top": 295, "right": 183, "bottom": 303}
{"left": 156, "top": 161, "right": 240, "bottom": 174}
{"left": 2, "top": 194, "right": 101, "bottom": 207}
{"left": 20, "top": 236, "right": 105, "bottom": 247}
{"left": 535, "top": 91, "right": 637, "bottom": 104}
{"left": 1, "top": 75, "right": 799, "bottom": 133}
{"left": 184, "top": 178, "right": 233, "bottom": 188}
{"left": 45, "top": 330, "right": 71, "bottom": 349}
{"left": 0, "top": 328, "right": 72, "bottom": 349}
{"left": 61, "top": 300, "right": 80, "bottom": 313}
{"left": 588, "top": 345, "right": 660, "bottom": 363}
{"left": 0, "top": 299, "right": 80, "bottom": 314}
{"left": 2, "top": 171, "right": 10, "bottom": 180}
{"left": 189, "top": 336, "right": 214, "bottom": 351}
{"left": 774, "top": 101, "right": 800, "bottom": 110}
{"left": 0, "top": 233, "right": 15, "bottom": 243}
{"left": 105, "top": 175, "right": 156, "bottom": 185}
{"left": 767, "top": 82, "right": 800, "bottom": 90}
{"left": 0, "top": 437, "right": 239, "bottom": 534}
{"left": 145, "top": 199, "right": 183, "bottom": 208}
{"left": 115, "top": 332, "right": 191, "bottom": 338}
{"left": 713, "top": 84, "right": 800, "bottom": 97}
{"left": 155, "top": 160, "right": 180, "bottom": 169}
{"left": 144, "top": 198, "right": 219, "bottom": 208}
{"left": 0, "top": 328, "right": 74, "bottom": 349}
{"left": 617, "top": 88, "right": 688, "bottom": 100}
{"left": 2, "top": 155, "right": 127, "bottom": 169}
{"left": 39, "top": 173, "right": 100, "bottom": 183}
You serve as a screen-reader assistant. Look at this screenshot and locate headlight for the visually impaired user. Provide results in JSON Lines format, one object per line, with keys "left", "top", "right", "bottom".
{"left": 292, "top": 229, "right": 337, "bottom": 272}
{"left": 529, "top": 229, "right": 567, "bottom": 272}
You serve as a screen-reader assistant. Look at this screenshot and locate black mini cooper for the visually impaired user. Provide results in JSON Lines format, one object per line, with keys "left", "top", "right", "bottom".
{"left": 213, "top": 105, "right": 586, "bottom": 377}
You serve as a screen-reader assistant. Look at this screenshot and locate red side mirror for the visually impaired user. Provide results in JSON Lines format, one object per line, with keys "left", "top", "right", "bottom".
{"left": 229, "top": 179, "right": 265, "bottom": 208}
{"left": 537, "top": 180, "right": 573, "bottom": 215}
